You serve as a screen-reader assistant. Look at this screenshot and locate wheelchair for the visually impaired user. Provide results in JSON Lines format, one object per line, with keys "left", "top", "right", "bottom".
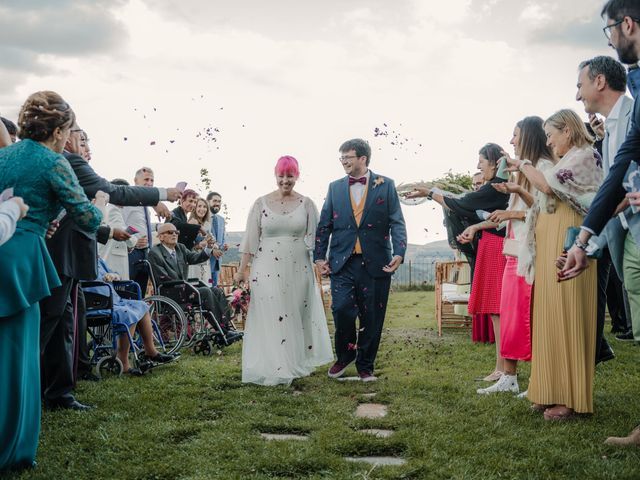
{"left": 144, "top": 261, "right": 243, "bottom": 356}
{"left": 81, "top": 279, "right": 187, "bottom": 378}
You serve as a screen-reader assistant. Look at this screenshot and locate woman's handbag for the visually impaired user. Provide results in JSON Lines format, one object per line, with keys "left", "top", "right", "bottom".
{"left": 502, "top": 221, "right": 520, "bottom": 258}
{"left": 563, "top": 226, "right": 602, "bottom": 258}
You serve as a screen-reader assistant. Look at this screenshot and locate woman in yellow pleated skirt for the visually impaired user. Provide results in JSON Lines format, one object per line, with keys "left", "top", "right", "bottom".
{"left": 527, "top": 199, "right": 596, "bottom": 414}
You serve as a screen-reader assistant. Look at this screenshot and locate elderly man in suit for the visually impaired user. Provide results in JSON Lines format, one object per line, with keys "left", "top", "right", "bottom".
{"left": 576, "top": 55, "right": 633, "bottom": 362}
{"left": 41, "top": 124, "right": 182, "bottom": 410}
{"left": 149, "top": 223, "right": 238, "bottom": 336}
{"left": 315, "top": 138, "right": 407, "bottom": 382}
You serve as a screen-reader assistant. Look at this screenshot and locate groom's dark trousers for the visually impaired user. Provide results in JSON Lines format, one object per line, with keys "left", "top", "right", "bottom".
{"left": 331, "top": 254, "right": 391, "bottom": 373}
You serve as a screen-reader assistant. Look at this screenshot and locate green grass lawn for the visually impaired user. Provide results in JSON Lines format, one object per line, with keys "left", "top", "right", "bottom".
{"left": 6, "top": 291, "right": 640, "bottom": 480}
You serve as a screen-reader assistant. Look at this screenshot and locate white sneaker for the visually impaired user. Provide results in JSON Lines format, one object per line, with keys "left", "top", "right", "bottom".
{"left": 476, "top": 374, "right": 519, "bottom": 395}
{"left": 516, "top": 389, "right": 528, "bottom": 399}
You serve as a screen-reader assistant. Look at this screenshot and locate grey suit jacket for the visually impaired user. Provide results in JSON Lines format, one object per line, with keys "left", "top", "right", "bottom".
{"left": 148, "top": 243, "right": 209, "bottom": 284}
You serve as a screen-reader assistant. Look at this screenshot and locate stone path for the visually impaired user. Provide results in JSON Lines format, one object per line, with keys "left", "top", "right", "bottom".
{"left": 355, "top": 403, "right": 388, "bottom": 419}
{"left": 260, "top": 433, "right": 308, "bottom": 441}
{"left": 359, "top": 428, "right": 394, "bottom": 438}
{"left": 345, "top": 456, "right": 407, "bottom": 466}
{"left": 260, "top": 392, "right": 407, "bottom": 468}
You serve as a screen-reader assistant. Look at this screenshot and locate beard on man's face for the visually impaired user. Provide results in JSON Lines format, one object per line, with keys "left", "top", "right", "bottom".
{"left": 616, "top": 37, "right": 639, "bottom": 64}
{"left": 210, "top": 206, "right": 220, "bottom": 214}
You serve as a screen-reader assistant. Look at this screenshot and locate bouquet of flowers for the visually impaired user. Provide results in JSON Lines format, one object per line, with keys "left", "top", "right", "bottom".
{"left": 230, "top": 284, "right": 251, "bottom": 318}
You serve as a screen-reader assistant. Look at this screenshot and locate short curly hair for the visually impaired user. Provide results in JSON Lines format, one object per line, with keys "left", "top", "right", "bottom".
{"left": 18, "top": 91, "right": 75, "bottom": 142}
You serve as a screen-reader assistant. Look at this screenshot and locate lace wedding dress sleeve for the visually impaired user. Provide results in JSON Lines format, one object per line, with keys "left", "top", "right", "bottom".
{"left": 239, "top": 197, "right": 263, "bottom": 255}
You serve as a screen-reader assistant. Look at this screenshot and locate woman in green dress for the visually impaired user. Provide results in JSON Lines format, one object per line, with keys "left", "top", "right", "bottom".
{"left": 0, "top": 91, "right": 102, "bottom": 472}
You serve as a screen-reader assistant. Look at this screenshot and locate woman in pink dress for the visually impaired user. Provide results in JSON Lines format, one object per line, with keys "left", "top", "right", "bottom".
{"left": 473, "top": 116, "right": 555, "bottom": 395}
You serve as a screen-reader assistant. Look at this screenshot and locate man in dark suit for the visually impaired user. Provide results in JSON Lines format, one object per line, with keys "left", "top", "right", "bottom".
{"left": 148, "top": 223, "right": 236, "bottom": 332}
{"left": 168, "top": 189, "right": 202, "bottom": 249}
{"left": 40, "top": 124, "right": 182, "bottom": 411}
{"left": 315, "top": 138, "right": 407, "bottom": 382}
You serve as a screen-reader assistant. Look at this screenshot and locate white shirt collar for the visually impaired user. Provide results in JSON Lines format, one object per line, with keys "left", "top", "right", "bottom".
{"left": 161, "top": 244, "right": 176, "bottom": 255}
{"left": 607, "top": 94, "right": 626, "bottom": 122}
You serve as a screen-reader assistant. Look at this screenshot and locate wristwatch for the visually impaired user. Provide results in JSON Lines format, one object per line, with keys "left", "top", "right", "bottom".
{"left": 426, "top": 190, "right": 434, "bottom": 200}
{"left": 574, "top": 238, "right": 589, "bottom": 251}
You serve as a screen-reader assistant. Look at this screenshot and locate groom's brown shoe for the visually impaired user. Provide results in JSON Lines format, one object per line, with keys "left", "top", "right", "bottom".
{"left": 328, "top": 362, "right": 350, "bottom": 378}
{"left": 605, "top": 425, "right": 640, "bottom": 447}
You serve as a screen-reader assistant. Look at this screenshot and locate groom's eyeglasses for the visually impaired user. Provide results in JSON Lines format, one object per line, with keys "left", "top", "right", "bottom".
{"left": 339, "top": 155, "right": 358, "bottom": 162}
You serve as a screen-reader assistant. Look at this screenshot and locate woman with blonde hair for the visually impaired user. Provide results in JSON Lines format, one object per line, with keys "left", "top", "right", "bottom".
{"left": 505, "top": 109, "right": 603, "bottom": 420}
{"left": 188, "top": 196, "right": 214, "bottom": 284}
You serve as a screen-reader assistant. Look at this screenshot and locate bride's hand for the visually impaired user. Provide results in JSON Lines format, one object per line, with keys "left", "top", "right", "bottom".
{"left": 233, "top": 271, "right": 246, "bottom": 284}
{"left": 404, "top": 186, "right": 430, "bottom": 199}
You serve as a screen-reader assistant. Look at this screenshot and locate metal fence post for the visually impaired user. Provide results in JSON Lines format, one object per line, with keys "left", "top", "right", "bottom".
{"left": 409, "top": 260, "right": 412, "bottom": 289}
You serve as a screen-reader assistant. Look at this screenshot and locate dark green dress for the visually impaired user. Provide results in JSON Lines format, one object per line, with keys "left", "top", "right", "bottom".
{"left": 0, "top": 139, "right": 101, "bottom": 471}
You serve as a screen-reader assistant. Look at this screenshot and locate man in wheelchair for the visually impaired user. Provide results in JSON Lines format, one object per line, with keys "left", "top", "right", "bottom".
{"left": 84, "top": 259, "right": 176, "bottom": 374}
{"left": 148, "top": 223, "right": 241, "bottom": 345}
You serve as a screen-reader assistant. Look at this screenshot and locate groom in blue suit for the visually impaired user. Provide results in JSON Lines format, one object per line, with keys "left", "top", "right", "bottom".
{"left": 315, "top": 138, "right": 407, "bottom": 381}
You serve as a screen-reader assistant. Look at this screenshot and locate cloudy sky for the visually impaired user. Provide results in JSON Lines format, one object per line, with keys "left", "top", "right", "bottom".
{"left": 0, "top": 0, "right": 616, "bottom": 244}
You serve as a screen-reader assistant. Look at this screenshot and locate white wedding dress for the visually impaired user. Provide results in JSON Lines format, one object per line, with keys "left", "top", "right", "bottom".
{"left": 240, "top": 195, "right": 334, "bottom": 386}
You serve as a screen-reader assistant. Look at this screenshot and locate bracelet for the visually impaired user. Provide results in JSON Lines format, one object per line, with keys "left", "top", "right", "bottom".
{"left": 574, "top": 238, "right": 589, "bottom": 251}
{"left": 518, "top": 159, "right": 532, "bottom": 172}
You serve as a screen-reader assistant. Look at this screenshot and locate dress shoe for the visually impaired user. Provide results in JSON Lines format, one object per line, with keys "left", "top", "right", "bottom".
{"left": 615, "top": 331, "right": 635, "bottom": 342}
{"left": 45, "top": 399, "right": 95, "bottom": 411}
{"left": 604, "top": 425, "right": 640, "bottom": 447}
{"left": 596, "top": 345, "right": 615, "bottom": 364}
{"left": 358, "top": 371, "right": 378, "bottom": 382}
{"left": 477, "top": 374, "right": 519, "bottom": 395}
{"left": 328, "top": 361, "right": 352, "bottom": 378}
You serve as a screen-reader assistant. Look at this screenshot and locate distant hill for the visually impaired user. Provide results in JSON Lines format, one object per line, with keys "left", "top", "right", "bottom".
{"left": 219, "top": 233, "right": 454, "bottom": 268}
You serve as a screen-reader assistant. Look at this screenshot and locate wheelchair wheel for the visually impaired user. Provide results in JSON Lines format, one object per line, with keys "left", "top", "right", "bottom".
{"left": 96, "top": 356, "right": 123, "bottom": 379}
{"left": 194, "top": 339, "right": 212, "bottom": 356}
{"left": 144, "top": 295, "right": 187, "bottom": 355}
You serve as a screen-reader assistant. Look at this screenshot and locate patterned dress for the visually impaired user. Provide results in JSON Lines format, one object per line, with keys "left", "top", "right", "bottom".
{"left": 0, "top": 139, "right": 101, "bottom": 471}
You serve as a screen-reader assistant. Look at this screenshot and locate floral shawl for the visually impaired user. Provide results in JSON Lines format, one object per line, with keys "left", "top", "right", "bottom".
{"left": 517, "top": 146, "right": 603, "bottom": 284}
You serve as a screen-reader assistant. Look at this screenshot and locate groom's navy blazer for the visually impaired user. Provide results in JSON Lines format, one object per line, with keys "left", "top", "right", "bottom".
{"left": 314, "top": 171, "right": 407, "bottom": 278}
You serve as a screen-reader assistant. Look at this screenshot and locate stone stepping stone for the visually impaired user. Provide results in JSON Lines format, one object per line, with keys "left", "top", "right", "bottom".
{"left": 355, "top": 403, "right": 387, "bottom": 419}
{"left": 260, "top": 433, "right": 308, "bottom": 441}
{"left": 345, "top": 456, "right": 406, "bottom": 466}
{"left": 359, "top": 428, "right": 394, "bottom": 438}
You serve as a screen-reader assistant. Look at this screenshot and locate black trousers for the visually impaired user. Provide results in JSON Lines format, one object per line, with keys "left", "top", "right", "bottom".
{"left": 39, "top": 275, "right": 77, "bottom": 403}
{"left": 76, "top": 289, "right": 91, "bottom": 376}
{"left": 596, "top": 252, "right": 613, "bottom": 363}
{"left": 129, "top": 248, "right": 150, "bottom": 296}
{"left": 606, "top": 266, "right": 630, "bottom": 332}
{"left": 330, "top": 255, "right": 391, "bottom": 373}
{"left": 193, "top": 286, "right": 233, "bottom": 330}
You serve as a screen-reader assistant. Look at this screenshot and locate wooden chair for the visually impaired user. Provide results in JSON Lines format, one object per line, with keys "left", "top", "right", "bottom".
{"left": 435, "top": 260, "right": 472, "bottom": 336}
{"left": 218, "top": 264, "right": 238, "bottom": 295}
{"left": 314, "top": 264, "right": 332, "bottom": 311}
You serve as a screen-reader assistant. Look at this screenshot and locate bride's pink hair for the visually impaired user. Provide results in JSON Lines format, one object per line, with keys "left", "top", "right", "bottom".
{"left": 274, "top": 155, "right": 299, "bottom": 178}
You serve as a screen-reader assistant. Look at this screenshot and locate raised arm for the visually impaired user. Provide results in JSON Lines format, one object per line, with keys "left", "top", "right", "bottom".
{"left": 50, "top": 157, "right": 102, "bottom": 233}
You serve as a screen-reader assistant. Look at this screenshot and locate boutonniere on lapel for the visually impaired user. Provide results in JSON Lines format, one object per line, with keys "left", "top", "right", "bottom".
{"left": 372, "top": 177, "right": 385, "bottom": 189}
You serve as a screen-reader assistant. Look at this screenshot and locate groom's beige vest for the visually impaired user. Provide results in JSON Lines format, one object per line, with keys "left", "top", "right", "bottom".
{"left": 349, "top": 186, "right": 368, "bottom": 254}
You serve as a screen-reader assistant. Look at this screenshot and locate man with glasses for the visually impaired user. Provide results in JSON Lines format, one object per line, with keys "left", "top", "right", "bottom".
{"left": 561, "top": 0, "right": 640, "bottom": 446}
{"left": 315, "top": 138, "right": 407, "bottom": 382}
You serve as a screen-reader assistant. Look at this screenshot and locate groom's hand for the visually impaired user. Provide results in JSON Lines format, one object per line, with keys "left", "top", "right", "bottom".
{"left": 315, "top": 259, "right": 331, "bottom": 276}
{"left": 382, "top": 255, "right": 403, "bottom": 273}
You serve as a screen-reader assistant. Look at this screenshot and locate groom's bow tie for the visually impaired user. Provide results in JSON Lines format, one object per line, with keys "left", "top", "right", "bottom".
{"left": 348, "top": 176, "right": 367, "bottom": 186}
